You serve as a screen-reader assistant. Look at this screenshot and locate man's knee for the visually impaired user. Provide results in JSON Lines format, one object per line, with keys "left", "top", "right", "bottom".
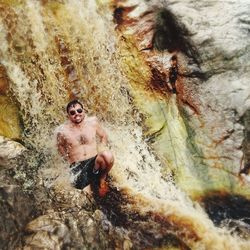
{"left": 101, "top": 150, "right": 114, "bottom": 166}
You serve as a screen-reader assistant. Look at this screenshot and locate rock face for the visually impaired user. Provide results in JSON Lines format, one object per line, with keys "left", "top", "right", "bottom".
{"left": 0, "top": 137, "right": 34, "bottom": 249}
{"left": 0, "top": 65, "right": 21, "bottom": 140}
{"left": 163, "top": 0, "right": 250, "bottom": 164}
{"left": 24, "top": 206, "right": 133, "bottom": 250}
{"left": 112, "top": 0, "right": 250, "bottom": 197}
{"left": 0, "top": 185, "right": 36, "bottom": 250}
{"left": 0, "top": 135, "right": 133, "bottom": 250}
{"left": 0, "top": 0, "right": 250, "bottom": 250}
{"left": 0, "top": 136, "right": 26, "bottom": 168}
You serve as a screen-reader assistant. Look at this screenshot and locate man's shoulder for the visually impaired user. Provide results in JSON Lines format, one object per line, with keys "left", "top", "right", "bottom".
{"left": 55, "top": 122, "right": 69, "bottom": 135}
{"left": 86, "top": 116, "right": 98, "bottom": 123}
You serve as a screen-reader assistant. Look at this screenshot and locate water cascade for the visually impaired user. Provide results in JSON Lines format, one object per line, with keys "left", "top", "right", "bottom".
{"left": 0, "top": 0, "right": 250, "bottom": 249}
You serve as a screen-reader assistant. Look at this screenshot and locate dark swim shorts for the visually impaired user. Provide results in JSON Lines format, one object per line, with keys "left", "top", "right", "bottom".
{"left": 70, "top": 155, "right": 100, "bottom": 189}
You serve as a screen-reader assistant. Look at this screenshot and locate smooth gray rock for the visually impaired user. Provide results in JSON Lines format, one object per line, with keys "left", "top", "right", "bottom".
{"left": 0, "top": 136, "right": 26, "bottom": 168}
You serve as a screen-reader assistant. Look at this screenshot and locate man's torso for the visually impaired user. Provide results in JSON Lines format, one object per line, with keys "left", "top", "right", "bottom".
{"left": 60, "top": 117, "right": 98, "bottom": 164}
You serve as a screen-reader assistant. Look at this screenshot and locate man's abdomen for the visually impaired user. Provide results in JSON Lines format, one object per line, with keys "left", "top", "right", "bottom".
{"left": 68, "top": 144, "right": 97, "bottom": 164}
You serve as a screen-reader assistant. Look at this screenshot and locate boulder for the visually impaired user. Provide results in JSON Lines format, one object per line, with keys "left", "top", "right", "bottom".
{"left": 0, "top": 185, "right": 36, "bottom": 250}
{"left": 0, "top": 135, "right": 26, "bottom": 168}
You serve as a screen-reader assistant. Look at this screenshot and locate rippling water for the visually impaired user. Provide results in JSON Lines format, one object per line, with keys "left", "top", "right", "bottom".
{"left": 0, "top": 0, "right": 250, "bottom": 249}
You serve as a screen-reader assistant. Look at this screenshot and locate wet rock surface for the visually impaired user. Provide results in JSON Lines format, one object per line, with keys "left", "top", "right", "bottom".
{"left": 0, "top": 185, "right": 37, "bottom": 250}
{"left": 0, "top": 135, "right": 26, "bottom": 167}
{"left": 202, "top": 193, "right": 250, "bottom": 239}
{"left": 0, "top": 1, "right": 250, "bottom": 249}
{"left": 0, "top": 64, "right": 22, "bottom": 139}
{"left": 152, "top": 0, "right": 250, "bottom": 168}
{"left": 113, "top": 0, "right": 250, "bottom": 197}
{"left": 0, "top": 137, "right": 37, "bottom": 249}
{"left": 22, "top": 181, "right": 134, "bottom": 250}
{"left": 0, "top": 135, "right": 133, "bottom": 249}
{"left": 24, "top": 208, "right": 133, "bottom": 250}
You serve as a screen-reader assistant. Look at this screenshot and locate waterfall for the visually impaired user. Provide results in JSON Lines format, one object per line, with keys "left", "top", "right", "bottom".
{"left": 0, "top": 0, "right": 250, "bottom": 249}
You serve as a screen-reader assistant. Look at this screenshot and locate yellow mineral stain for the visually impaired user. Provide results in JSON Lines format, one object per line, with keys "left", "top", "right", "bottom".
{"left": 0, "top": 95, "right": 21, "bottom": 139}
{"left": 118, "top": 35, "right": 151, "bottom": 93}
{"left": 0, "top": 0, "right": 24, "bottom": 6}
{"left": 117, "top": 34, "right": 205, "bottom": 197}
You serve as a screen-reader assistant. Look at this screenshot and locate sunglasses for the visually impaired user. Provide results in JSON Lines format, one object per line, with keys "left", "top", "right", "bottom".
{"left": 69, "top": 108, "right": 83, "bottom": 116}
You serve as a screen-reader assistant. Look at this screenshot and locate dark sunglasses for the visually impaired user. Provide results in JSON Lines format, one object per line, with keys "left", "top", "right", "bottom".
{"left": 69, "top": 109, "right": 83, "bottom": 116}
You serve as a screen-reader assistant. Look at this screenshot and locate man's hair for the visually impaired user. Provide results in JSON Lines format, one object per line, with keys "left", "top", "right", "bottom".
{"left": 66, "top": 99, "right": 83, "bottom": 113}
{"left": 171, "top": 55, "right": 177, "bottom": 61}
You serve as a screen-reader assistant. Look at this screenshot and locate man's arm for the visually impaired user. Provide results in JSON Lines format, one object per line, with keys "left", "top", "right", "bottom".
{"left": 56, "top": 132, "right": 68, "bottom": 161}
{"left": 95, "top": 118, "right": 109, "bottom": 151}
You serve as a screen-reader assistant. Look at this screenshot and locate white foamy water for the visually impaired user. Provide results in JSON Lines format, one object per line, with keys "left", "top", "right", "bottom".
{"left": 0, "top": 0, "right": 249, "bottom": 249}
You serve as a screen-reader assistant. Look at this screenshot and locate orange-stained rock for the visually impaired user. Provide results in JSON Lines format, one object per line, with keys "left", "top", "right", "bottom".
{"left": 0, "top": 65, "right": 9, "bottom": 95}
{"left": 112, "top": 0, "right": 250, "bottom": 200}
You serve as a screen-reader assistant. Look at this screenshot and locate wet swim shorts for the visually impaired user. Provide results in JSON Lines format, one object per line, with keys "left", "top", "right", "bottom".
{"left": 70, "top": 155, "right": 99, "bottom": 189}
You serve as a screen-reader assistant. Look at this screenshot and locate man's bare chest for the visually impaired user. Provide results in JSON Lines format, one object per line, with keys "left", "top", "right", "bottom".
{"left": 66, "top": 127, "right": 96, "bottom": 146}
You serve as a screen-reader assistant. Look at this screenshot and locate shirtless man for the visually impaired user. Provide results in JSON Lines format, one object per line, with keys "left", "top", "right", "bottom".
{"left": 56, "top": 99, "right": 114, "bottom": 197}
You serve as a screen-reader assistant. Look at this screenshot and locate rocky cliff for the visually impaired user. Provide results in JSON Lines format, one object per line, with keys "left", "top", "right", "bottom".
{"left": 0, "top": 0, "right": 250, "bottom": 249}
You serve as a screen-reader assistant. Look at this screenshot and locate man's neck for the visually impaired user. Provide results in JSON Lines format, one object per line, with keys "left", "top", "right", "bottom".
{"left": 70, "top": 119, "right": 84, "bottom": 128}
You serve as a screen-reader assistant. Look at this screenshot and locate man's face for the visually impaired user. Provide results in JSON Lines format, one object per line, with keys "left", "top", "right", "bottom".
{"left": 171, "top": 59, "right": 177, "bottom": 66}
{"left": 68, "top": 104, "right": 85, "bottom": 124}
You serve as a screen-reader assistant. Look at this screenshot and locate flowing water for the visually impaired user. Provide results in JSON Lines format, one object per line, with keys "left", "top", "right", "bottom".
{"left": 0, "top": 0, "right": 250, "bottom": 249}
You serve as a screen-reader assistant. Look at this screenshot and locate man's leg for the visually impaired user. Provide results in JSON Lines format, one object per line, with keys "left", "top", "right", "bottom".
{"left": 94, "top": 151, "right": 114, "bottom": 196}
